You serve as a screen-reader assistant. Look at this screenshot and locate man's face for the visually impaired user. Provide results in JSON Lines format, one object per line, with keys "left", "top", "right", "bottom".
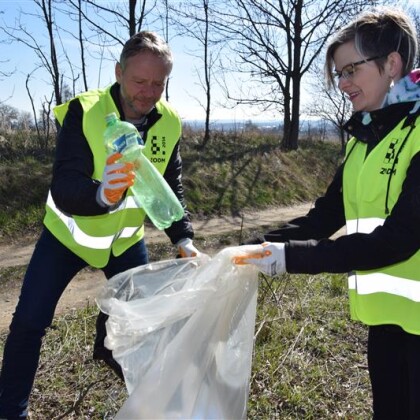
{"left": 116, "top": 51, "right": 171, "bottom": 119}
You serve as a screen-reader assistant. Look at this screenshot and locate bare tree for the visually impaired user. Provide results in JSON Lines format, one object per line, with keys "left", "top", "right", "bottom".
{"left": 61, "top": 0, "right": 162, "bottom": 99}
{"left": 0, "top": 61, "right": 14, "bottom": 104}
{"left": 0, "top": 104, "right": 19, "bottom": 130}
{"left": 0, "top": 60, "right": 14, "bottom": 80}
{"left": 26, "top": 71, "right": 42, "bottom": 144}
{"left": 66, "top": 0, "right": 156, "bottom": 47}
{"left": 2, "top": 0, "right": 163, "bottom": 118}
{"left": 200, "top": 0, "right": 213, "bottom": 147}
{"left": 0, "top": 15, "right": 18, "bottom": 104}
{"left": 25, "top": 67, "right": 56, "bottom": 149}
{"left": 39, "top": 92, "right": 55, "bottom": 149}
{"left": 306, "top": 60, "right": 352, "bottom": 152}
{"left": 307, "top": 88, "right": 351, "bottom": 152}
{"left": 16, "top": 111, "right": 33, "bottom": 131}
{"left": 211, "top": 0, "right": 382, "bottom": 150}
{"left": 77, "top": 0, "right": 88, "bottom": 91}
{"left": 1, "top": 0, "right": 64, "bottom": 109}
{"left": 170, "top": 0, "right": 224, "bottom": 148}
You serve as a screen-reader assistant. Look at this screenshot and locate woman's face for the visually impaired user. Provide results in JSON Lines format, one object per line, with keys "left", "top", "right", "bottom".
{"left": 333, "top": 41, "right": 392, "bottom": 112}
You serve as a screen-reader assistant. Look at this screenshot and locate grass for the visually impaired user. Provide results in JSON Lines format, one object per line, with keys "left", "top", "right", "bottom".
{"left": 0, "top": 130, "right": 340, "bottom": 241}
{"left": 248, "top": 273, "right": 371, "bottom": 419}
{"left": 181, "top": 134, "right": 340, "bottom": 217}
{"left": 0, "top": 272, "right": 372, "bottom": 419}
{"left": 0, "top": 156, "right": 51, "bottom": 239}
{"left": 0, "top": 129, "right": 374, "bottom": 418}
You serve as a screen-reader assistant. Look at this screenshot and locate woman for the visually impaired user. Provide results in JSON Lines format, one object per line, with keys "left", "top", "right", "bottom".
{"left": 237, "top": 7, "right": 420, "bottom": 419}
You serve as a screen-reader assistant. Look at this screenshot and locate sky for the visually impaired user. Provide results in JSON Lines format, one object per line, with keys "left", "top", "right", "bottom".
{"left": 1, "top": 1, "right": 419, "bottom": 123}
{"left": 0, "top": 0, "right": 279, "bottom": 123}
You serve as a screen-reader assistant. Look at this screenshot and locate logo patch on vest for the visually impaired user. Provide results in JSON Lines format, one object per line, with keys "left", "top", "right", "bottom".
{"left": 380, "top": 138, "right": 399, "bottom": 175}
{"left": 383, "top": 138, "right": 399, "bottom": 165}
{"left": 150, "top": 135, "right": 167, "bottom": 164}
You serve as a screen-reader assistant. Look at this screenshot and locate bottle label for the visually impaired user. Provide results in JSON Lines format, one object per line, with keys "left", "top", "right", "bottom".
{"left": 111, "top": 132, "right": 143, "bottom": 153}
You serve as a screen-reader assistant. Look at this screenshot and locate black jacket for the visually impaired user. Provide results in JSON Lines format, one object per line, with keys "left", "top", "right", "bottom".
{"left": 50, "top": 83, "right": 194, "bottom": 245}
{"left": 260, "top": 101, "right": 420, "bottom": 274}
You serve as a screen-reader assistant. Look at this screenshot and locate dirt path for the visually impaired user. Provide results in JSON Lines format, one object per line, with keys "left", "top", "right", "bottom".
{"left": 0, "top": 203, "right": 312, "bottom": 331}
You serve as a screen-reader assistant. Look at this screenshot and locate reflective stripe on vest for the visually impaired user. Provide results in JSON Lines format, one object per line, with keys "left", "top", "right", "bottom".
{"left": 348, "top": 273, "right": 420, "bottom": 302}
{"left": 347, "top": 217, "right": 420, "bottom": 301}
{"left": 343, "top": 117, "right": 420, "bottom": 334}
{"left": 46, "top": 192, "right": 141, "bottom": 249}
{"left": 346, "top": 217, "right": 384, "bottom": 235}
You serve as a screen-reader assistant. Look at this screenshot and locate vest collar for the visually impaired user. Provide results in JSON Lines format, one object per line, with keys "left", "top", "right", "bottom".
{"left": 343, "top": 102, "right": 417, "bottom": 144}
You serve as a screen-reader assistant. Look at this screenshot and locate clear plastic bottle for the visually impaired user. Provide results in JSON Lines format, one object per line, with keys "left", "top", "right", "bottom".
{"left": 103, "top": 112, "right": 184, "bottom": 230}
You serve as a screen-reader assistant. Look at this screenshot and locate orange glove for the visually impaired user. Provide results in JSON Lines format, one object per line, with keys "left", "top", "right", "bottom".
{"left": 176, "top": 238, "right": 201, "bottom": 258}
{"left": 232, "top": 242, "right": 286, "bottom": 276}
{"left": 98, "top": 152, "right": 135, "bottom": 206}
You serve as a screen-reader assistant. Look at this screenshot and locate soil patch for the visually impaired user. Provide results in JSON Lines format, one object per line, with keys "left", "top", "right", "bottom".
{"left": 0, "top": 203, "right": 312, "bottom": 331}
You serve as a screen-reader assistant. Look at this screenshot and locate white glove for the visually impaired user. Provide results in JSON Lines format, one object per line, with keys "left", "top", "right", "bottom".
{"left": 176, "top": 238, "right": 201, "bottom": 258}
{"left": 97, "top": 152, "right": 135, "bottom": 206}
{"left": 232, "top": 242, "right": 286, "bottom": 276}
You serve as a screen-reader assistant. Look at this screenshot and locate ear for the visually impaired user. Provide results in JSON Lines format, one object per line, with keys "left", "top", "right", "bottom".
{"left": 386, "top": 52, "right": 404, "bottom": 80}
{"left": 115, "top": 62, "right": 122, "bottom": 84}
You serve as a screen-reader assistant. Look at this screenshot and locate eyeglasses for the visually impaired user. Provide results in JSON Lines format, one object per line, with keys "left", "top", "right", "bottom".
{"left": 334, "top": 56, "right": 385, "bottom": 81}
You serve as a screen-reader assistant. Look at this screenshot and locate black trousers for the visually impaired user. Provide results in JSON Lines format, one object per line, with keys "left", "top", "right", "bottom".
{"left": 368, "top": 325, "right": 420, "bottom": 420}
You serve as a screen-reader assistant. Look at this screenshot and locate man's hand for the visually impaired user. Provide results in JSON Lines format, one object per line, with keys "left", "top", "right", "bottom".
{"left": 232, "top": 242, "right": 286, "bottom": 276}
{"left": 98, "top": 152, "right": 135, "bottom": 206}
{"left": 176, "top": 238, "right": 201, "bottom": 258}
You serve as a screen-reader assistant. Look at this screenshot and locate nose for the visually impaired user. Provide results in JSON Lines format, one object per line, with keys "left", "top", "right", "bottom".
{"left": 136, "top": 81, "right": 159, "bottom": 96}
{"left": 338, "top": 76, "right": 351, "bottom": 91}
{"left": 137, "top": 84, "right": 154, "bottom": 98}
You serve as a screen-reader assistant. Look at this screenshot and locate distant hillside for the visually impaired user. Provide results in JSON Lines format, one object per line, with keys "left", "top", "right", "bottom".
{"left": 183, "top": 118, "right": 340, "bottom": 142}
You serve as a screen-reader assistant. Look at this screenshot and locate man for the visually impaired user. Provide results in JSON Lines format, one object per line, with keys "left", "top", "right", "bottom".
{"left": 0, "top": 31, "right": 200, "bottom": 419}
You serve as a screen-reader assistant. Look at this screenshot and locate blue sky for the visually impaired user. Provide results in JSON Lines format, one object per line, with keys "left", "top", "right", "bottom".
{"left": 1, "top": 1, "right": 419, "bottom": 123}
{"left": 0, "top": 0, "right": 279, "bottom": 122}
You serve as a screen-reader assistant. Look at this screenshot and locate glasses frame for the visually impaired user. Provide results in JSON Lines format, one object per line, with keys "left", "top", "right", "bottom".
{"left": 334, "top": 55, "right": 385, "bottom": 81}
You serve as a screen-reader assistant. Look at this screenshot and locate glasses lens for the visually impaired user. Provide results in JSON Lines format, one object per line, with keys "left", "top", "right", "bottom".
{"left": 334, "top": 64, "right": 354, "bottom": 81}
{"left": 341, "top": 64, "right": 354, "bottom": 79}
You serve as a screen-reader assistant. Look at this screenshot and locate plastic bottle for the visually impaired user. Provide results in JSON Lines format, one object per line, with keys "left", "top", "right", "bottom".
{"left": 103, "top": 112, "right": 184, "bottom": 230}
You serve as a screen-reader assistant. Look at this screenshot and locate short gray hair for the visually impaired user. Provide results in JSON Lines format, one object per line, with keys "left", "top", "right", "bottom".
{"left": 119, "top": 31, "right": 173, "bottom": 72}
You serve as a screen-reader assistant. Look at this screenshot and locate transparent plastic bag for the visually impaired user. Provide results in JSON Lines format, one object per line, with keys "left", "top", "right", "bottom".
{"left": 96, "top": 246, "right": 259, "bottom": 419}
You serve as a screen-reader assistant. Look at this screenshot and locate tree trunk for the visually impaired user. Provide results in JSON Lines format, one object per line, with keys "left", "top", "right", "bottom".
{"left": 202, "top": 0, "right": 211, "bottom": 149}
{"left": 129, "top": 0, "right": 137, "bottom": 36}
{"left": 280, "top": 0, "right": 302, "bottom": 151}
{"left": 281, "top": 74, "right": 292, "bottom": 150}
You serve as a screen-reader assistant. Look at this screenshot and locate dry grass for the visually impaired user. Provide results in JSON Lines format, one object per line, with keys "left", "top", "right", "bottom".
{"left": 0, "top": 269, "right": 372, "bottom": 419}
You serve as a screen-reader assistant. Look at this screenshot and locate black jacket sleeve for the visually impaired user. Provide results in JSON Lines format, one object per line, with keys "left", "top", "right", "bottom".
{"left": 163, "top": 141, "right": 194, "bottom": 244}
{"left": 50, "top": 99, "right": 108, "bottom": 216}
{"left": 284, "top": 152, "right": 420, "bottom": 274}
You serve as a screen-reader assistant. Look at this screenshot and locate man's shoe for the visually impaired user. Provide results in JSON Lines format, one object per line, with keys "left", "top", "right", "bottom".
{"left": 92, "top": 310, "right": 124, "bottom": 381}
{"left": 93, "top": 347, "right": 124, "bottom": 381}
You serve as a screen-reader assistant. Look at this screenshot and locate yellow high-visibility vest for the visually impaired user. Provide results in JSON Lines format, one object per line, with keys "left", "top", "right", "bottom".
{"left": 343, "top": 116, "right": 420, "bottom": 334}
{"left": 44, "top": 85, "right": 181, "bottom": 268}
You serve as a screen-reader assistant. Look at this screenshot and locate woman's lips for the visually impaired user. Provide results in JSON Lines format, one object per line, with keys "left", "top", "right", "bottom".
{"left": 348, "top": 91, "right": 360, "bottom": 101}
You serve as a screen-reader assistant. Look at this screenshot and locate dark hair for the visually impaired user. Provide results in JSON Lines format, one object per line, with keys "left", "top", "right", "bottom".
{"left": 325, "top": 7, "right": 418, "bottom": 88}
{"left": 119, "top": 31, "right": 173, "bottom": 71}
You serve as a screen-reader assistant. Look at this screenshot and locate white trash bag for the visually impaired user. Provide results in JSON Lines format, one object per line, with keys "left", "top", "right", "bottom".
{"left": 96, "top": 246, "right": 259, "bottom": 420}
